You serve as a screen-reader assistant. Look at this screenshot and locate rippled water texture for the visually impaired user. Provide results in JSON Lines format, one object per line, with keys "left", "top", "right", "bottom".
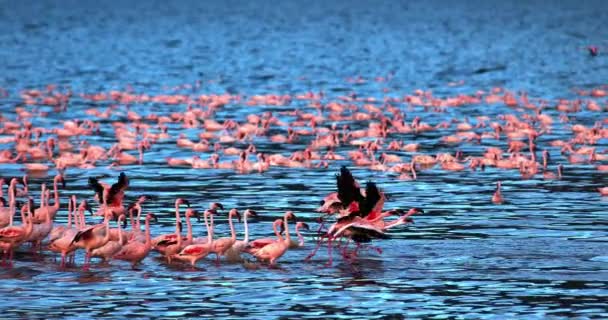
{"left": 1, "top": 0, "right": 608, "bottom": 318}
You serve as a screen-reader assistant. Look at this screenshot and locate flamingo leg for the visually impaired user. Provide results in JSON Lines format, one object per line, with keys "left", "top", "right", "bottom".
{"left": 60, "top": 254, "right": 66, "bottom": 268}
{"left": 8, "top": 249, "right": 14, "bottom": 267}
{"left": 324, "top": 236, "right": 333, "bottom": 267}
{"left": 215, "top": 254, "right": 220, "bottom": 267}
{"left": 305, "top": 234, "right": 327, "bottom": 261}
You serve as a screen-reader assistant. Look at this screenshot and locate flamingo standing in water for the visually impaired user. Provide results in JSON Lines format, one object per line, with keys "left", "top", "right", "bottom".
{"left": 156, "top": 208, "right": 198, "bottom": 264}
{"left": 174, "top": 209, "right": 215, "bottom": 268}
{"left": 224, "top": 209, "right": 257, "bottom": 262}
{"left": 33, "top": 174, "right": 65, "bottom": 223}
{"left": 0, "top": 202, "right": 34, "bottom": 266}
{"left": 209, "top": 208, "right": 241, "bottom": 265}
{"left": 0, "top": 179, "right": 19, "bottom": 228}
{"left": 112, "top": 213, "right": 157, "bottom": 268}
{"left": 152, "top": 197, "right": 190, "bottom": 251}
{"left": 90, "top": 214, "right": 126, "bottom": 262}
{"left": 281, "top": 221, "right": 310, "bottom": 249}
{"left": 48, "top": 197, "right": 83, "bottom": 267}
{"left": 245, "top": 211, "right": 295, "bottom": 265}
{"left": 71, "top": 206, "right": 113, "bottom": 270}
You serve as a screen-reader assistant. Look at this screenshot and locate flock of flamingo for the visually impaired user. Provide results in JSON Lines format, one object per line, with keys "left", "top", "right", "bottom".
{"left": 1, "top": 80, "right": 608, "bottom": 269}
{"left": 0, "top": 168, "right": 418, "bottom": 269}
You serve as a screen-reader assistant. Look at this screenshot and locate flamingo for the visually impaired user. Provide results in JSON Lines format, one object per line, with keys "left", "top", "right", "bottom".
{"left": 27, "top": 187, "right": 54, "bottom": 252}
{"left": 209, "top": 208, "right": 241, "bottom": 265}
{"left": 281, "top": 221, "right": 310, "bottom": 249}
{"left": 71, "top": 208, "right": 113, "bottom": 269}
{"left": 151, "top": 198, "right": 190, "bottom": 251}
{"left": 224, "top": 209, "right": 257, "bottom": 262}
{"left": 112, "top": 213, "right": 157, "bottom": 268}
{"left": 492, "top": 181, "right": 503, "bottom": 204}
{"left": 88, "top": 172, "right": 129, "bottom": 220}
{"left": 174, "top": 209, "right": 216, "bottom": 267}
{"left": 156, "top": 208, "right": 199, "bottom": 263}
{"left": 0, "top": 179, "right": 19, "bottom": 228}
{"left": 0, "top": 202, "right": 34, "bottom": 266}
{"left": 244, "top": 211, "right": 295, "bottom": 265}
{"left": 49, "top": 199, "right": 89, "bottom": 267}
{"left": 33, "top": 174, "right": 65, "bottom": 223}
{"left": 91, "top": 214, "right": 126, "bottom": 262}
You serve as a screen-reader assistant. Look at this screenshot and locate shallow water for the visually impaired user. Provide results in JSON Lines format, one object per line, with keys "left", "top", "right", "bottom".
{"left": 1, "top": 0, "right": 608, "bottom": 319}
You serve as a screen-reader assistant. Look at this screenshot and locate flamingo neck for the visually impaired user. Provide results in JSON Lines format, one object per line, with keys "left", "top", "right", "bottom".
{"left": 204, "top": 213, "right": 212, "bottom": 244}
{"left": 273, "top": 221, "right": 283, "bottom": 242}
{"left": 40, "top": 184, "right": 46, "bottom": 209}
{"left": 185, "top": 214, "right": 193, "bottom": 242}
{"left": 174, "top": 201, "right": 182, "bottom": 234}
{"left": 67, "top": 197, "right": 73, "bottom": 228}
{"left": 243, "top": 213, "right": 249, "bottom": 244}
{"left": 296, "top": 225, "right": 304, "bottom": 247}
{"left": 117, "top": 217, "right": 124, "bottom": 244}
{"left": 283, "top": 215, "right": 291, "bottom": 244}
{"left": 229, "top": 213, "right": 236, "bottom": 242}
{"left": 53, "top": 177, "right": 59, "bottom": 208}
{"left": 144, "top": 217, "right": 151, "bottom": 247}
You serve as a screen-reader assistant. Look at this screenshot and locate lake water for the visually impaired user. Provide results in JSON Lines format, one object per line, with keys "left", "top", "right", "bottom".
{"left": 0, "top": 0, "right": 607, "bottom": 318}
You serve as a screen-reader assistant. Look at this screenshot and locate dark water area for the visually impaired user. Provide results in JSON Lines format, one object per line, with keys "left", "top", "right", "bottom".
{"left": 0, "top": 0, "right": 607, "bottom": 318}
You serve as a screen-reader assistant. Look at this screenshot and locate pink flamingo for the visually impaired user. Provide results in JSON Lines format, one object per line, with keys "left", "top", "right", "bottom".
{"left": 225, "top": 209, "right": 257, "bottom": 262}
{"left": 91, "top": 214, "right": 126, "bottom": 262}
{"left": 152, "top": 198, "right": 190, "bottom": 250}
{"left": 33, "top": 174, "right": 65, "bottom": 223}
{"left": 174, "top": 209, "right": 216, "bottom": 267}
{"left": 113, "top": 213, "right": 157, "bottom": 268}
{"left": 209, "top": 208, "right": 241, "bottom": 265}
{"left": 245, "top": 211, "right": 295, "bottom": 265}
{"left": 0, "top": 202, "right": 34, "bottom": 266}
{"left": 71, "top": 207, "right": 113, "bottom": 269}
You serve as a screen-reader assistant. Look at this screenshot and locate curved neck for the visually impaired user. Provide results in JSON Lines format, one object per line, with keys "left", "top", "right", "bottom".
{"left": 136, "top": 206, "right": 142, "bottom": 232}
{"left": 229, "top": 213, "right": 236, "bottom": 242}
{"left": 103, "top": 217, "right": 111, "bottom": 242}
{"left": 9, "top": 182, "right": 15, "bottom": 226}
{"left": 273, "top": 221, "right": 283, "bottom": 241}
{"left": 283, "top": 215, "right": 291, "bottom": 244}
{"left": 129, "top": 209, "right": 136, "bottom": 233}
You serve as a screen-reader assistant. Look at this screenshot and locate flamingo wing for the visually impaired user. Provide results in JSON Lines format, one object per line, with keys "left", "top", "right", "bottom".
{"left": 88, "top": 177, "right": 105, "bottom": 203}
{"left": 359, "top": 181, "right": 382, "bottom": 219}
{"left": 108, "top": 172, "right": 129, "bottom": 205}
{"left": 336, "top": 166, "right": 363, "bottom": 208}
{"left": 0, "top": 227, "right": 24, "bottom": 240}
{"left": 248, "top": 238, "right": 275, "bottom": 248}
{"left": 71, "top": 225, "right": 96, "bottom": 244}
{"left": 180, "top": 244, "right": 209, "bottom": 256}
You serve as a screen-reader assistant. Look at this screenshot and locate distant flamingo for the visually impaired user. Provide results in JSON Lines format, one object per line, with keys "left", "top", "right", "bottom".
{"left": 492, "top": 181, "right": 503, "bottom": 204}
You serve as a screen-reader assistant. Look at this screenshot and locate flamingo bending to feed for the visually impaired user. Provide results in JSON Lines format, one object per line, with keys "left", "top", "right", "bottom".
{"left": 244, "top": 211, "right": 295, "bottom": 265}
{"left": 112, "top": 212, "right": 157, "bottom": 268}
{"left": 90, "top": 214, "right": 126, "bottom": 262}
{"left": 88, "top": 172, "right": 129, "bottom": 220}
{"left": 48, "top": 197, "right": 84, "bottom": 267}
{"left": 33, "top": 174, "right": 65, "bottom": 223}
{"left": 0, "top": 202, "right": 34, "bottom": 266}
{"left": 173, "top": 209, "right": 216, "bottom": 267}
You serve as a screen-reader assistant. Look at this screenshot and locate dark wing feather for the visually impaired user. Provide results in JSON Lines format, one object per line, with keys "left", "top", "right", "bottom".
{"left": 108, "top": 172, "right": 129, "bottom": 205}
{"left": 88, "top": 177, "right": 104, "bottom": 203}
{"left": 359, "top": 181, "right": 381, "bottom": 218}
{"left": 71, "top": 227, "right": 95, "bottom": 244}
{"left": 350, "top": 225, "right": 390, "bottom": 240}
{"left": 336, "top": 166, "right": 362, "bottom": 208}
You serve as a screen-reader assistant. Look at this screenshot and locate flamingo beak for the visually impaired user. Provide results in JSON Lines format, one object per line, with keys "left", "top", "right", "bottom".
{"left": 214, "top": 202, "right": 224, "bottom": 210}
{"left": 60, "top": 176, "right": 66, "bottom": 188}
{"left": 193, "top": 210, "right": 202, "bottom": 222}
{"left": 183, "top": 199, "right": 191, "bottom": 207}
{"left": 300, "top": 222, "right": 310, "bottom": 230}
{"left": 247, "top": 210, "right": 258, "bottom": 218}
{"left": 122, "top": 216, "right": 128, "bottom": 229}
{"left": 150, "top": 213, "right": 158, "bottom": 222}
{"left": 237, "top": 211, "right": 242, "bottom": 223}
{"left": 84, "top": 201, "right": 93, "bottom": 214}
{"left": 177, "top": 221, "right": 183, "bottom": 233}
{"left": 279, "top": 222, "right": 285, "bottom": 235}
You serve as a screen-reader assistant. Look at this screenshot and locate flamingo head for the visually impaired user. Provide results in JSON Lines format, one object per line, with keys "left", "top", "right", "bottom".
{"left": 147, "top": 213, "right": 158, "bottom": 223}
{"left": 176, "top": 198, "right": 190, "bottom": 208}
{"left": 58, "top": 175, "right": 66, "bottom": 188}
{"left": 228, "top": 208, "right": 241, "bottom": 223}
{"left": 186, "top": 209, "right": 201, "bottom": 222}
{"left": 296, "top": 222, "right": 310, "bottom": 231}
{"left": 210, "top": 202, "right": 224, "bottom": 210}
{"left": 285, "top": 211, "right": 297, "bottom": 221}
{"left": 407, "top": 207, "right": 424, "bottom": 216}
{"left": 244, "top": 209, "right": 258, "bottom": 218}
